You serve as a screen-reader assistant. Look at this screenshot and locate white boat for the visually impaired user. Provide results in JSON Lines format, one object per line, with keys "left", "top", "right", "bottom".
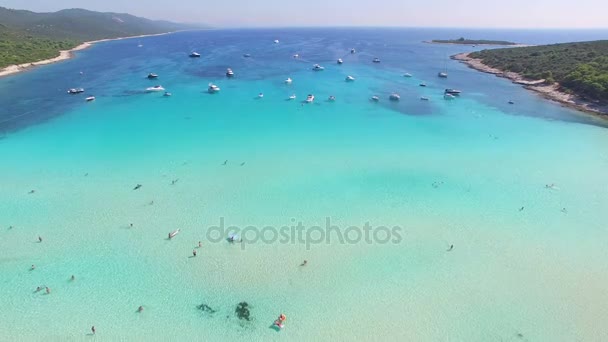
{"left": 328, "top": 95, "right": 336, "bottom": 101}
{"left": 371, "top": 95, "right": 379, "bottom": 102}
{"left": 85, "top": 96, "right": 95, "bottom": 102}
{"left": 258, "top": 93, "right": 264, "bottom": 98}
{"left": 372, "top": 57, "right": 381, "bottom": 63}
{"left": 420, "top": 96, "right": 430, "bottom": 101}
{"left": 288, "top": 94, "right": 296, "bottom": 100}
{"left": 444, "top": 93, "right": 456, "bottom": 100}
{"left": 306, "top": 94, "right": 315, "bottom": 103}
{"left": 208, "top": 84, "right": 221, "bottom": 93}
{"left": 403, "top": 73, "right": 413, "bottom": 78}
{"left": 243, "top": 53, "right": 251, "bottom": 58}
{"left": 389, "top": 93, "right": 401, "bottom": 101}
{"left": 189, "top": 52, "right": 201, "bottom": 58}
{"left": 312, "top": 64, "right": 325, "bottom": 71}
{"left": 164, "top": 92, "right": 172, "bottom": 97}
{"left": 293, "top": 54, "right": 299, "bottom": 58}
{"left": 350, "top": 48, "right": 356, "bottom": 54}
{"left": 337, "top": 58, "right": 343, "bottom": 64}
{"left": 508, "top": 100, "right": 515, "bottom": 104}
{"left": 274, "top": 39, "right": 280, "bottom": 44}
{"left": 419, "top": 83, "right": 427, "bottom": 87}
{"left": 67, "top": 88, "right": 84, "bottom": 94}
{"left": 146, "top": 85, "right": 165, "bottom": 92}
{"left": 285, "top": 77, "right": 293, "bottom": 84}
{"left": 226, "top": 68, "right": 234, "bottom": 77}
{"left": 168, "top": 229, "right": 180, "bottom": 239}
{"left": 147, "top": 73, "right": 158, "bottom": 79}
{"left": 345, "top": 75, "right": 355, "bottom": 82}
{"left": 438, "top": 72, "right": 448, "bottom": 78}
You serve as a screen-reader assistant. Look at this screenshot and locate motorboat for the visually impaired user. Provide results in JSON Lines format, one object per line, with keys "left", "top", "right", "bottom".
{"left": 147, "top": 73, "right": 158, "bottom": 79}
{"left": 146, "top": 85, "right": 165, "bottom": 92}
{"left": 345, "top": 75, "right": 355, "bottom": 82}
{"left": 350, "top": 48, "right": 356, "bottom": 54}
{"left": 444, "top": 93, "right": 456, "bottom": 100}
{"left": 420, "top": 96, "right": 430, "bottom": 101}
{"left": 389, "top": 93, "right": 401, "bottom": 101}
{"left": 419, "top": 83, "right": 427, "bottom": 87}
{"left": 438, "top": 72, "right": 448, "bottom": 78}
{"left": 85, "top": 96, "right": 95, "bottom": 102}
{"left": 274, "top": 39, "right": 280, "bottom": 44}
{"left": 243, "top": 53, "right": 251, "bottom": 58}
{"left": 168, "top": 229, "right": 180, "bottom": 239}
{"left": 403, "top": 73, "right": 413, "bottom": 78}
{"left": 337, "top": 58, "right": 343, "bottom": 64}
{"left": 208, "top": 84, "right": 221, "bottom": 93}
{"left": 372, "top": 57, "right": 381, "bottom": 63}
{"left": 288, "top": 94, "right": 296, "bottom": 100}
{"left": 444, "top": 88, "right": 461, "bottom": 95}
{"left": 306, "top": 94, "right": 315, "bottom": 103}
{"left": 67, "top": 88, "right": 84, "bottom": 94}
{"left": 189, "top": 52, "right": 201, "bottom": 58}
{"left": 285, "top": 77, "right": 293, "bottom": 84}
{"left": 226, "top": 68, "right": 234, "bottom": 77}
{"left": 371, "top": 95, "right": 379, "bottom": 102}
{"left": 293, "top": 54, "right": 300, "bottom": 58}
{"left": 328, "top": 95, "right": 336, "bottom": 101}
{"left": 164, "top": 92, "right": 172, "bottom": 97}
{"left": 258, "top": 93, "right": 264, "bottom": 98}
{"left": 508, "top": 100, "right": 515, "bottom": 104}
{"left": 312, "top": 64, "right": 325, "bottom": 71}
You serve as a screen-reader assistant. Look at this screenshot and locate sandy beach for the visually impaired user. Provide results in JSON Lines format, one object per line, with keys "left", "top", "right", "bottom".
{"left": 0, "top": 32, "right": 177, "bottom": 78}
{"left": 452, "top": 52, "right": 608, "bottom": 117}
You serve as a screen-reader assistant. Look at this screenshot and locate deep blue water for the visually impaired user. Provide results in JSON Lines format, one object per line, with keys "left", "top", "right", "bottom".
{"left": 1, "top": 28, "right": 608, "bottom": 134}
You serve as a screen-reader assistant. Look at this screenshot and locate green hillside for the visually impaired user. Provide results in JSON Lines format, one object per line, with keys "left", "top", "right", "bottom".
{"left": 470, "top": 41, "right": 608, "bottom": 102}
{"left": 0, "top": 7, "right": 203, "bottom": 68}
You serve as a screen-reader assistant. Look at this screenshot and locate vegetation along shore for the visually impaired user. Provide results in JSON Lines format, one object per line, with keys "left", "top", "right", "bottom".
{"left": 452, "top": 40, "right": 608, "bottom": 117}
{"left": 0, "top": 6, "right": 202, "bottom": 76}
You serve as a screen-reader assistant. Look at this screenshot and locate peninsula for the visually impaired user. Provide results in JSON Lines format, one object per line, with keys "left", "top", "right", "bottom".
{"left": 453, "top": 40, "right": 608, "bottom": 116}
{"left": 429, "top": 38, "right": 518, "bottom": 46}
{"left": 0, "top": 7, "right": 203, "bottom": 76}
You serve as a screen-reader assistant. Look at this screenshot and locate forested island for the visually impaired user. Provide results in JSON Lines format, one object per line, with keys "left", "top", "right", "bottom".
{"left": 469, "top": 40, "right": 608, "bottom": 102}
{"left": 453, "top": 40, "right": 608, "bottom": 116}
{"left": 0, "top": 7, "right": 202, "bottom": 70}
{"left": 431, "top": 38, "right": 518, "bottom": 45}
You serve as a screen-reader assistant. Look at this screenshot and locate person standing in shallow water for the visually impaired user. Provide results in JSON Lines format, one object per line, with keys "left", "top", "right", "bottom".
{"left": 91, "top": 326, "right": 96, "bottom": 334}
{"left": 193, "top": 250, "right": 197, "bottom": 257}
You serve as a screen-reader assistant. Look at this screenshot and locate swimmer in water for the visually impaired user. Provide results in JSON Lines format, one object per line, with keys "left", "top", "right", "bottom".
{"left": 71, "top": 275, "right": 75, "bottom": 281}
{"left": 222, "top": 160, "right": 228, "bottom": 166}
{"left": 171, "top": 179, "right": 179, "bottom": 185}
{"left": 519, "top": 206, "right": 525, "bottom": 211}
{"left": 193, "top": 250, "right": 197, "bottom": 257}
{"left": 240, "top": 162, "right": 245, "bottom": 166}
{"left": 561, "top": 208, "right": 568, "bottom": 213}
{"left": 36, "top": 286, "right": 42, "bottom": 292}
{"left": 31, "top": 265, "right": 36, "bottom": 270}
{"left": 45, "top": 287, "right": 51, "bottom": 294}
{"left": 29, "top": 190, "right": 35, "bottom": 194}
{"left": 300, "top": 260, "right": 307, "bottom": 266}
{"left": 133, "top": 184, "right": 142, "bottom": 190}
{"left": 447, "top": 244, "right": 454, "bottom": 252}
{"left": 38, "top": 236, "right": 42, "bottom": 243}
{"left": 148, "top": 200, "right": 154, "bottom": 206}
{"left": 198, "top": 241, "right": 202, "bottom": 248}
{"left": 138, "top": 306, "right": 144, "bottom": 312}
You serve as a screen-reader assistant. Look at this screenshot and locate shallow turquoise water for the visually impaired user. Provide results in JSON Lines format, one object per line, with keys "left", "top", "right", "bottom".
{"left": 1, "top": 29, "right": 608, "bottom": 341}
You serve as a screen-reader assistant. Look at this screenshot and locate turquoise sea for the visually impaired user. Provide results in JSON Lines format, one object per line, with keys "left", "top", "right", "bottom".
{"left": 1, "top": 28, "right": 608, "bottom": 341}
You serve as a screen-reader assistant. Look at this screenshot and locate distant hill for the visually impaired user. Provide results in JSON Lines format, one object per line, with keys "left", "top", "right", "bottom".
{"left": 431, "top": 38, "right": 517, "bottom": 46}
{"left": 0, "top": 6, "right": 205, "bottom": 68}
{"left": 470, "top": 41, "right": 608, "bottom": 102}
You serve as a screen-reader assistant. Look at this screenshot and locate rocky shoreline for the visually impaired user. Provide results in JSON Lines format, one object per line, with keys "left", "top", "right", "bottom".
{"left": 452, "top": 52, "right": 608, "bottom": 118}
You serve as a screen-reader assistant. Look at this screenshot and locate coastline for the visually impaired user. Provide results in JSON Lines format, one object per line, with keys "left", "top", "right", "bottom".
{"left": 423, "top": 40, "right": 526, "bottom": 47}
{"left": 0, "top": 31, "right": 178, "bottom": 78}
{"left": 452, "top": 52, "right": 608, "bottom": 117}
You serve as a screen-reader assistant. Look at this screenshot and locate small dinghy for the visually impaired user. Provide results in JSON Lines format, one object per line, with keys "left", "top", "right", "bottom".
{"left": 85, "top": 96, "right": 95, "bottom": 102}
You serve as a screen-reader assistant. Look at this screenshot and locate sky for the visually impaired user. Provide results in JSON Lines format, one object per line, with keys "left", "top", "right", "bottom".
{"left": 1, "top": 0, "right": 607, "bottom": 28}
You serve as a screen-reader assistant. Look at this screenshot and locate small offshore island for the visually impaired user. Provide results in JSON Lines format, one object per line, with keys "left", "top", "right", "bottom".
{"left": 428, "top": 37, "right": 518, "bottom": 45}
{"left": 453, "top": 40, "right": 608, "bottom": 116}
